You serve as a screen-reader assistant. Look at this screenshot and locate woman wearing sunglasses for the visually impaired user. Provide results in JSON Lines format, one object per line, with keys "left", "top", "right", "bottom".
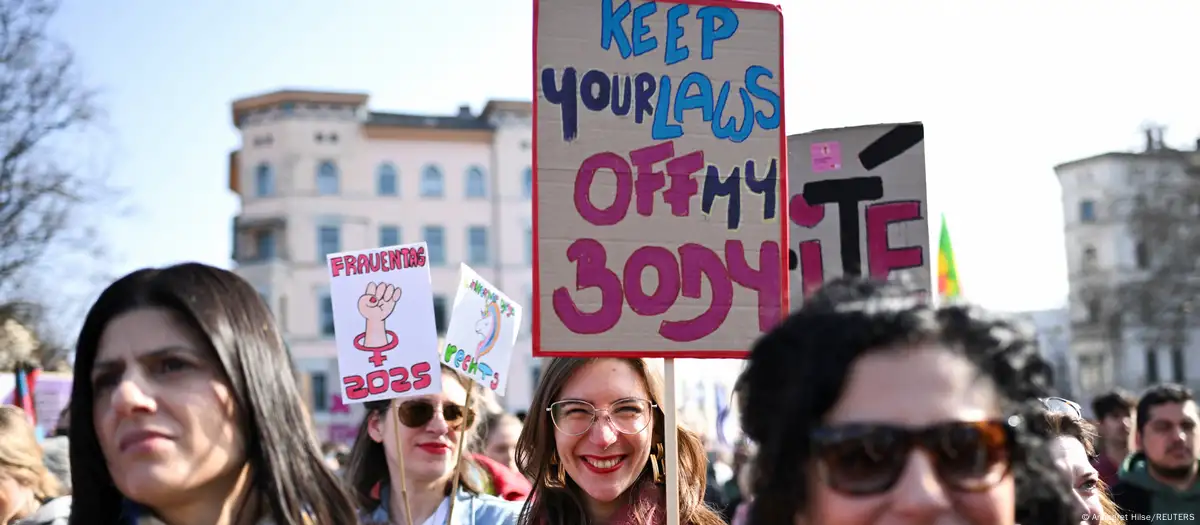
{"left": 344, "top": 366, "right": 522, "bottom": 525}
{"left": 514, "top": 357, "right": 725, "bottom": 525}
{"left": 1034, "top": 407, "right": 1126, "bottom": 525}
{"left": 67, "top": 263, "right": 359, "bottom": 525}
{"left": 737, "top": 277, "right": 1080, "bottom": 525}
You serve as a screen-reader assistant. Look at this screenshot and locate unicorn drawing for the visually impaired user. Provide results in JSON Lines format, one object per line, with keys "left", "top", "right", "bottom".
{"left": 474, "top": 301, "right": 501, "bottom": 362}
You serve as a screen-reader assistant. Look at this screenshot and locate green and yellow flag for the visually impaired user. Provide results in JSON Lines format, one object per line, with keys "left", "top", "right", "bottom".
{"left": 937, "top": 214, "right": 962, "bottom": 299}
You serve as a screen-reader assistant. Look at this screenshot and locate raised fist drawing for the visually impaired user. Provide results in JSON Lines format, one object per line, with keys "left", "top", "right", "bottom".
{"left": 358, "top": 282, "right": 401, "bottom": 352}
{"left": 359, "top": 282, "right": 400, "bottom": 321}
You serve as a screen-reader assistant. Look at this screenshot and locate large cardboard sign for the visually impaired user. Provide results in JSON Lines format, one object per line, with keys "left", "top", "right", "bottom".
{"left": 439, "top": 264, "right": 523, "bottom": 395}
{"left": 533, "top": 0, "right": 787, "bottom": 357}
{"left": 786, "top": 124, "right": 930, "bottom": 300}
{"left": 327, "top": 242, "right": 442, "bottom": 403}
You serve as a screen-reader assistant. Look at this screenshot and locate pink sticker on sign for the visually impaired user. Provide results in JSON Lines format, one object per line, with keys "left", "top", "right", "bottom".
{"left": 811, "top": 142, "right": 842, "bottom": 173}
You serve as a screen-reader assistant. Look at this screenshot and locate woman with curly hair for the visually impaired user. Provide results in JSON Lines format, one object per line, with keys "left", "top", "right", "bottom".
{"left": 1036, "top": 406, "right": 1126, "bottom": 525}
{"left": 736, "top": 276, "right": 1082, "bottom": 525}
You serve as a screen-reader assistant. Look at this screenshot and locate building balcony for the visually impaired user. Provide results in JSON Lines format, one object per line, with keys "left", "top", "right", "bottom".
{"left": 232, "top": 216, "right": 291, "bottom": 265}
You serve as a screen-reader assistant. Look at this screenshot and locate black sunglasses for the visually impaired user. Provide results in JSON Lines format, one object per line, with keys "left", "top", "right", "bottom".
{"left": 394, "top": 399, "right": 475, "bottom": 430}
{"left": 810, "top": 418, "right": 1019, "bottom": 496}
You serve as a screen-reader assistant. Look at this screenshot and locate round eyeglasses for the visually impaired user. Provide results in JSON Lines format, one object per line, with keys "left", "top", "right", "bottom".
{"left": 547, "top": 398, "right": 657, "bottom": 436}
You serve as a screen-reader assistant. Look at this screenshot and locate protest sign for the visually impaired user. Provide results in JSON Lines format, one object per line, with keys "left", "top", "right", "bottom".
{"left": 327, "top": 242, "right": 442, "bottom": 403}
{"left": 787, "top": 123, "right": 930, "bottom": 300}
{"left": 533, "top": 0, "right": 788, "bottom": 358}
{"left": 0, "top": 372, "right": 70, "bottom": 432}
{"left": 439, "top": 264, "right": 523, "bottom": 395}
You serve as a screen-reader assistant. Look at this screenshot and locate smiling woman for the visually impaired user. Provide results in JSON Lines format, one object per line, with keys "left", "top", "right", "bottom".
{"left": 515, "top": 357, "right": 725, "bottom": 525}
{"left": 67, "top": 263, "right": 359, "bottom": 525}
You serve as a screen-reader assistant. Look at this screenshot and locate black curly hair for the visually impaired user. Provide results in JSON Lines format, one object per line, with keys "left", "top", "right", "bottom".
{"left": 737, "top": 277, "right": 1078, "bottom": 525}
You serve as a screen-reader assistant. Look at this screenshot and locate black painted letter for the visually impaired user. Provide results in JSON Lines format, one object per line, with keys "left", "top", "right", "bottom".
{"left": 802, "top": 177, "right": 883, "bottom": 276}
{"left": 542, "top": 67, "right": 578, "bottom": 141}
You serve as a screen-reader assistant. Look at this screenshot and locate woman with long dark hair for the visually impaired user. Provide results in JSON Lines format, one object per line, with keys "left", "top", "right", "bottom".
{"left": 67, "top": 263, "right": 359, "bottom": 525}
{"left": 737, "top": 276, "right": 1081, "bottom": 525}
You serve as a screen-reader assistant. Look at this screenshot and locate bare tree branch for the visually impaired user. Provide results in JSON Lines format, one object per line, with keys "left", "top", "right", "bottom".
{"left": 1117, "top": 158, "right": 1200, "bottom": 351}
{"left": 0, "top": 0, "right": 105, "bottom": 369}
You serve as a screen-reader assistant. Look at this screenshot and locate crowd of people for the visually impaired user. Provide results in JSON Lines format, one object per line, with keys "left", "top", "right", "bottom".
{"left": 0, "top": 263, "right": 1198, "bottom": 524}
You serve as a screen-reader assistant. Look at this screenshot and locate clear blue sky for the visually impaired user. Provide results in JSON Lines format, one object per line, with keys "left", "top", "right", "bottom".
{"left": 41, "top": 0, "right": 1200, "bottom": 342}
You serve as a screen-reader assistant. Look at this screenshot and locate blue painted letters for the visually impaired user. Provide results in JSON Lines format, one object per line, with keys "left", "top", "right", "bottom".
{"left": 665, "top": 4, "right": 690, "bottom": 65}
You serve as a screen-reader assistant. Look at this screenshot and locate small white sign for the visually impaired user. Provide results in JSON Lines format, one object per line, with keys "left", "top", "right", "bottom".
{"left": 439, "top": 264, "right": 522, "bottom": 395}
{"left": 327, "top": 242, "right": 442, "bottom": 403}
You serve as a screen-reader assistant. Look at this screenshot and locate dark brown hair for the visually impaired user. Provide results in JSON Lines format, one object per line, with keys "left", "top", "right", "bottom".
{"left": 342, "top": 365, "right": 487, "bottom": 509}
{"left": 69, "top": 263, "right": 358, "bottom": 525}
{"left": 739, "top": 277, "right": 1078, "bottom": 525}
{"left": 515, "top": 357, "right": 724, "bottom": 525}
{"left": 1091, "top": 389, "right": 1136, "bottom": 421}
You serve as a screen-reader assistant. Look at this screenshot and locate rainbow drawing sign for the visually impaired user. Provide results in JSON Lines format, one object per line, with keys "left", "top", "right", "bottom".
{"left": 786, "top": 124, "right": 930, "bottom": 300}
{"left": 439, "top": 264, "right": 523, "bottom": 395}
{"left": 533, "top": 0, "right": 788, "bottom": 358}
{"left": 327, "top": 242, "right": 442, "bottom": 404}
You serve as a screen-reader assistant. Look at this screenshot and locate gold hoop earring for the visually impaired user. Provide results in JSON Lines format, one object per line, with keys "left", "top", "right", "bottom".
{"left": 547, "top": 451, "right": 567, "bottom": 488}
{"left": 650, "top": 443, "right": 665, "bottom": 484}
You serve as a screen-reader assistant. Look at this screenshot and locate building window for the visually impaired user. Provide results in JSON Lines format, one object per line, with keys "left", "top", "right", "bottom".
{"left": 420, "top": 164, "right": 444, "bottom": 197}
{"left": 311, "top": 372, "right": 329, "bottom": 412}
{"left": 319, "top": 293, "right": 335, "bottom": 336}
{"left": 316, "top": 160, "right": 339, "bottom": 195}
{"left": 377, "top": 163, "right": 399, "bottom": 196}
{"left": 467, "top": 226, "right": 489, "bottom": 265}
{"left": 525, "top": 226, "right": 533, "bottom": 266}
{"left": 379, "top": 225, "right": 400, "bottom": 247}
{"left": 523, "top": 166, "right": 533, "bottom": 198}
{"left": 433, "top": 295, "right": 448, "bottom": 334}
{"left": 255, "top": 163, "right": 274, "bottom": 197}
{"left": 526, "top": 288, "right": 534, "bottom": 333}
{"left": 258, "top": 288, "right": 271, "bottom": 312}
{"left": 1146, "top": 348, "right": 1160, "bottom": 385}
{"left": 317, "top": 225, "right": 340, "bottom": 260}
{"left": 1086, "top": 296, "right": 1102, "bottom": 323}
{"left": 279, "top": 295, "right": 288, "bottom": 332}
{"left": 254, "top": 230, "right": 275, "bottom": 261}
{"left": 1139, "top": 292, "right": 1155, "bottom": 324}
{"left": 424, "top": 225, "right": 446, "bottom": 266}
{"left": 1079, "top": 200, "right": 1096, "bottom": 223}
{"left": 465, "top": 166, "right": 487, "bottom": 198}
{"left": 1081, "top": 245, "right": 1097, "bottom": 272}
{"left": 1172, "top": 345, "right": 1186, "bottom": 383}
{"left": 1135, "top": 241, "right": 1150, "bottom": 269}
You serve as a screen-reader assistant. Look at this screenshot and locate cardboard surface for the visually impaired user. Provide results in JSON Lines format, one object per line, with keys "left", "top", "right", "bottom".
{"left": 786, "top": 123, "right": 930, "bottom": 300}
{"left": 533, "top": 0, "right": 787, "bottom": 357}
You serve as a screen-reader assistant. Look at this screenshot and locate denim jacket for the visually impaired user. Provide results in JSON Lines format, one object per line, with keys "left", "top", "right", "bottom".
{"left": 361, "top": 485, "right": 522, "bottom": 525}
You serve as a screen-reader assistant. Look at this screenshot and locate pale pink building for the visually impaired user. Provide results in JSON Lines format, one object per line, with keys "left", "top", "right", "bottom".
{"left": 227, "top": 89, "right": 536, "bottom": 442}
